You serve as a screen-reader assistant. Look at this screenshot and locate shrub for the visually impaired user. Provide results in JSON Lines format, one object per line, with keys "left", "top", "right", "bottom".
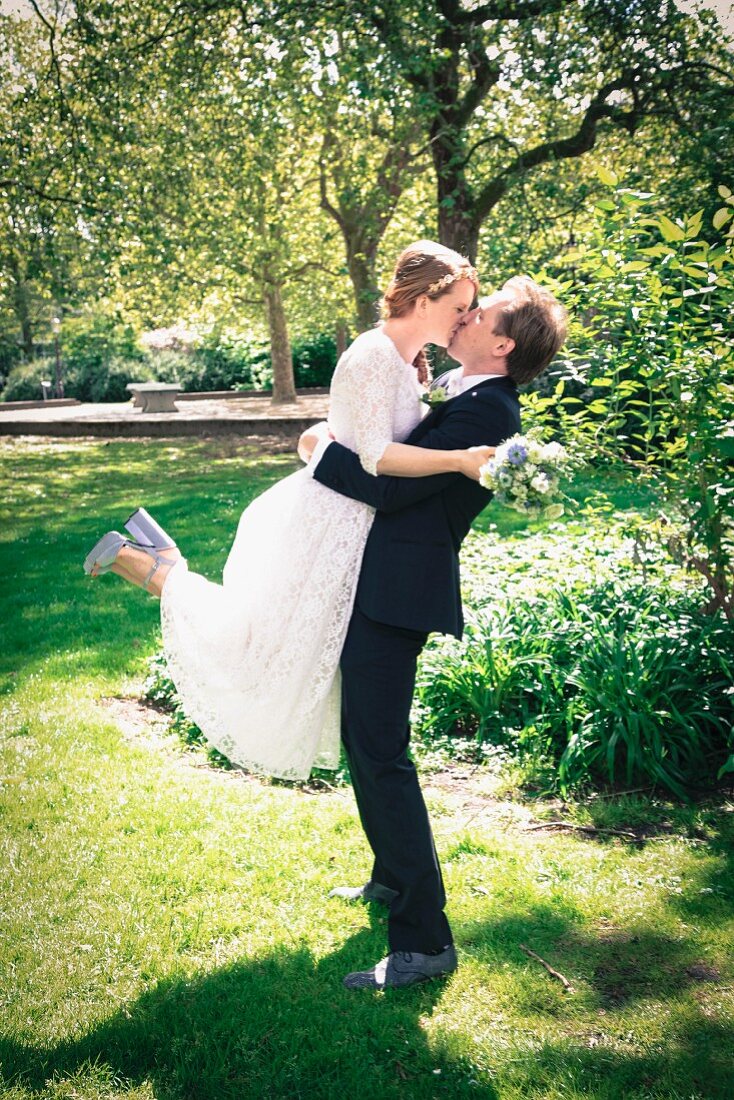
{"left": 528, "top": 183, "right": 734, "bottom": 619}
{"left": 1, "top": 358, "right": 56, "bottom": 402}
{"left": 556, "top": 586, "right": 733, "bottom": 797}
{"left": 73, "top": 354, "right": 156, "bottom": 402}
{"left": 292, "top": 333, "right": 337, "bottom": 388}
{"left": 414, "top": 525, "right": 734, "bottom": 798}
{"left": 61, "top": 311, "right": 147, "bottom": 401}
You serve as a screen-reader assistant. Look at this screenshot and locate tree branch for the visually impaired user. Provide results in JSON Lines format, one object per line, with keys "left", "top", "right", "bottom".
{"left": 27, "top": 0, "right": 71, "bottom": 122}
{"left": 453, "top": 37, "right": 500, "bottom": 131}
{"left": 0, "top": 179, "right": 105, "bottom": 214}
{"left": 471, "top": 73, "right": 650, "bottom": 226}
{"left": 366, "top": 4, "right": 430, "bottom": 91}
{"left": 318, "top": 134, "right": 347, "bottom": 233}
{"left": 456, "top": 129, "right": 521, "bottom": 170}
{"left": 455, "top": 0, "right": 574, "bottom": 25}
{"left": 281, "top": 259, "right": 344, "bottom": 285}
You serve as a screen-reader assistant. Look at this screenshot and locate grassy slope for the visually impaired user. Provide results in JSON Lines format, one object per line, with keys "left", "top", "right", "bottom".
{"left": 1, "top": 437, "right": 732, "bottom": 1100}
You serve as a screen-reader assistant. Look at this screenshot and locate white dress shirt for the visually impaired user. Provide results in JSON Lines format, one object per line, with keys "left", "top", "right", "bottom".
{"left": 443, "top": 367, "right": 507, "bottom": 395}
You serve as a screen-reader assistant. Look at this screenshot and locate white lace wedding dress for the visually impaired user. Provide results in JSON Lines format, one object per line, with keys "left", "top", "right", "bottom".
{"left": 159, "top": 328, "right": 425, "bottom": 780}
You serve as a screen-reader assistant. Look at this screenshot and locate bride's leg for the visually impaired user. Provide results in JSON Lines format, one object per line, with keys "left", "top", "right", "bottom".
{"left": 86, "top": 527, "right": 183, "bottom": 597}
{"left": 112, "top": 545, "right": 182, "bottom": 597}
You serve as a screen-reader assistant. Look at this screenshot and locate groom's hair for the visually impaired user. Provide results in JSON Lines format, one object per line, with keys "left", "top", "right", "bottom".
{"left": 494, "top": 276, "right": 567, "bottom": 385}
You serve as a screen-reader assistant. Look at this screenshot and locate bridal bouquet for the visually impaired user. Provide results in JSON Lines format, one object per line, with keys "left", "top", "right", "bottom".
{"left": 478, "top": 431, "right": 572, "bottom": 519}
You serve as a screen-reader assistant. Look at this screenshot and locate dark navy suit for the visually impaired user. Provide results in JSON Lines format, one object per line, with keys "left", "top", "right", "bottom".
{"left": 312, "top": 373, "right": 520, "bottom": 952}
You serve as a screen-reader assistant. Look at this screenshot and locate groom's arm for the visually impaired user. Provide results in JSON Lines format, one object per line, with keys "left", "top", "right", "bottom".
{"left": 310, "top": 397, "right": 513, "bottom": 513}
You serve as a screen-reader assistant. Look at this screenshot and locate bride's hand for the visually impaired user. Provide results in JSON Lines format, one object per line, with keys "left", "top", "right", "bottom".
{"left": 459, "top": 445, "right": 495, "bottom": 481}
{"left": 298, "top": 421, "right": 333, "bottom": 463}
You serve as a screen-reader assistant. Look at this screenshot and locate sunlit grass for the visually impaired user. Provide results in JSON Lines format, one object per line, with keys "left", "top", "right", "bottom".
{"left": 1, "top": 437, "right": 733, "bottom": 1099}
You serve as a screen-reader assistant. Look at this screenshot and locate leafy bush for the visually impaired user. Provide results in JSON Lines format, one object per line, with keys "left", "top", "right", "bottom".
{"left": 528, "top": 183, "right": 734, "bottom": 618}
{"left": 1, "top": 310, "right": 157, "bottom": 403}
{"left": 1, "top": 353, "right": 156, "bottom": 403}
{"left": 414, "top": 525, "right": 734, "bottom": 798}
{"left": 60, "top": 311, "right": 148, "bottom": 401}
{"left": 1, "top": 358, "right": 56, "bottom": 402}
{"left": 556, "top": 586, "right": 733, "bottom": 796}
{"left": 0, "top": 315, "right": 338, "bottom": 402}
{"left": 81, "top": 354, "right": 157, "bottom": 402}
{"left": 184, "top": 330, "right": 271, "bottom": 392}
{"left": 292, "top": 333, "right": 337, "bottom": 388}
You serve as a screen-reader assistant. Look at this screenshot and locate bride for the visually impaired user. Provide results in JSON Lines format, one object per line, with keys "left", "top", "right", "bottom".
{"left": 84, "top": 241, "right": 490, "bottom": 780}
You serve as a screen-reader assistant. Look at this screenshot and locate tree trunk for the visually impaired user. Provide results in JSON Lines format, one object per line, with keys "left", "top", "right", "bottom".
{"left": 8, "top": 254, "right": 34, "bottom": 357}
{"left": 336, "top": 320, "right": 348, "bottom": 360}
{"left": 263, "top": 283, "right": 297, "bottom": 404}
{"left": 432, "top": 130, "right": 480, "bottom": 262}
{"left": 346, "top": 243, "right": 380, "bottom": 332}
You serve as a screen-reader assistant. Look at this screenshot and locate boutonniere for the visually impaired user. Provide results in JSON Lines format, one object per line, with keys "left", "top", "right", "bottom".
{"left": 421, "top": 386, "right": 448, "bottom": 409}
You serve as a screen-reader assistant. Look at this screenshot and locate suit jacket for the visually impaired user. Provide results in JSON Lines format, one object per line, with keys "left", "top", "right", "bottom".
{"left": 312, "top": 373, "right": 521, "bottom": 638}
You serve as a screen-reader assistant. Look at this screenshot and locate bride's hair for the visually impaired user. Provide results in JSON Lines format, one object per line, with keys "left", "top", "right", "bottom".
{"left": 380, "top": 240, "right": 479, "bottom": 384}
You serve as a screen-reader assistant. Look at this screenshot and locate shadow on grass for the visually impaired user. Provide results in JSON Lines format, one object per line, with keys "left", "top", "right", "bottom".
{"left": 2, "top": 908, "right": 732, "bottom": 1098}
{"left": 0, "top": 930, "right": 485, "bottom": 1100}
{"left": 458, "top": 906, "right": 734, "bottom": 1098}
{"left": 579, "top": 796, "right": 734, "bottom": 922}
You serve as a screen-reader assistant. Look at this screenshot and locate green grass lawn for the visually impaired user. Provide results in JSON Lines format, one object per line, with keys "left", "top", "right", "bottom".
{"left": 1, "top": 436, "right": 733, "bottom": 1100}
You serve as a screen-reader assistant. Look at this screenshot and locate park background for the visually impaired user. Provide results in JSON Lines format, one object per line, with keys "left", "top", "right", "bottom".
{"left": 1, "top": 1, "right": 734, "bottom": 1098}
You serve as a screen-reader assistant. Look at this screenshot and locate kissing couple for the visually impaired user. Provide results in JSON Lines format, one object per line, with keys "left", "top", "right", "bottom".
{"left": 84, "top": 240, "right": 567, "bottom": 990}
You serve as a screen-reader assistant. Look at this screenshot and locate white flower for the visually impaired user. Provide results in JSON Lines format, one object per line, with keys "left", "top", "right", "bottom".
{"left": 542, "top": 441, "right": 566, "bottom": 462}
{"left": 479, "top": 431, "right": 574, "bottom": 522}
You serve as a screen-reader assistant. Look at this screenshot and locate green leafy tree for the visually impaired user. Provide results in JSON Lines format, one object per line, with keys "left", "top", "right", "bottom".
{"left": 332, "top": 0, "right": 734, "bottom": 259}
{"left": 0, "top": 9, "right": 107, "bottom": 361}
{"left": 528, "top": 177, "right": 734, "bottom": 622}
{"left": 51, "top": 3, "right": 347, "bottom": 401}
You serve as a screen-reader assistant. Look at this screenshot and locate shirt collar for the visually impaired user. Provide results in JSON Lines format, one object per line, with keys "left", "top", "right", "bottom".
{"left": 450, "top": 367, "right": 507, "bottom": 394}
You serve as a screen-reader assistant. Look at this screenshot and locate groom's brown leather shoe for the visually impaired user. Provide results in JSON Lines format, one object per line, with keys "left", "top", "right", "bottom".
{"left": 343, "top": 945, "right": 458, "bottom": 990}
{"left": 328, "top": 880, "right": 398, "bottom": 906}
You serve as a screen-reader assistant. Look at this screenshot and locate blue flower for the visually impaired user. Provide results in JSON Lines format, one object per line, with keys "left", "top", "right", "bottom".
{"left": 506, "top": 442, "right": 528, "bottom": 466}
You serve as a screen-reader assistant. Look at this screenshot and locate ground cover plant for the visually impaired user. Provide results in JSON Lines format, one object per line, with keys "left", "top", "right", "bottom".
{"left": 416, "top": 525, "right": 734, "bottom": 798}
{"left": 1, "top": 436, "right": 733, "bottom": 1099}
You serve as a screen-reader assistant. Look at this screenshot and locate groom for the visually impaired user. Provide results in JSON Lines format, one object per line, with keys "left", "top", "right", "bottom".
{"left": 300, "top": 276, "right": 567, "bottom": 990}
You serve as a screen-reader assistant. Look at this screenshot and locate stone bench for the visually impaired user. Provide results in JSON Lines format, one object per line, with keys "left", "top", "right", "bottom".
{"left": 126, "top": 382, "right": 181, "bottom": 413}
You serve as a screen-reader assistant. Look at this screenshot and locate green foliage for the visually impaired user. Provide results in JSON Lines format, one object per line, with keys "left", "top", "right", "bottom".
{"left": 142, "top": 652, "right": 233, "bottom": 768}
{"left": 415, "top": 524, "right": 734, "bottom": 798}
{"left": 0, "top": 325, "right": 338, "bottom": 402}
{"left": 292, "top": 332, "right": 337, "bottom": 388}
{"left": 1, "top": 357, "right": 56, "bottom": 401}
{"left": 556, "top": 586, "right": 732, "bottom": 797}
{"left": 2, "top": 352, "right": 153, "bottom": 404}
{"left": 531, "top": 187, "right": 734, "bottom": 618}
{"left": 142, "top": 331, "right": 336, "bottom": 393}
{"left": 0, "top": 310, "right": 152, "bottom": 403}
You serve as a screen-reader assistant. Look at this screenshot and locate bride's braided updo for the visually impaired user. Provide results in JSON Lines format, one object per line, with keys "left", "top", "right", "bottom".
{"left": 380, "top": 240, "right": 479, "bottom": 384}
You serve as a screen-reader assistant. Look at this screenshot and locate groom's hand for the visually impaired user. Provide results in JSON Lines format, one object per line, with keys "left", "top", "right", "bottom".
{"left": 298, "top": 421, "right": 333, "bottom": 463}
{"left": 459, "top": 445, "right": 495, "bottom": 481}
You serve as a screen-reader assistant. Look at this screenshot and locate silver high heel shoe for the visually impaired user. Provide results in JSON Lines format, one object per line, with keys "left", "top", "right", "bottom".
{"left": 83, "top": 531, "right": 175, "bottom": 592}
{"left": 124, "top": 507, "right": 177, "bottom": 550}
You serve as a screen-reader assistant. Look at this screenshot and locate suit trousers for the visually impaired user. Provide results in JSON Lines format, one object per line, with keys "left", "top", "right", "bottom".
{"left": 339, "top": 606, "right": 453, "bottom": 954}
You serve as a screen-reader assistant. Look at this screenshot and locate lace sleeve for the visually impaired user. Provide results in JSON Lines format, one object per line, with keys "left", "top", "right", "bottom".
{"left": 342, "top": 341, "right": 400, "bottom": 476}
